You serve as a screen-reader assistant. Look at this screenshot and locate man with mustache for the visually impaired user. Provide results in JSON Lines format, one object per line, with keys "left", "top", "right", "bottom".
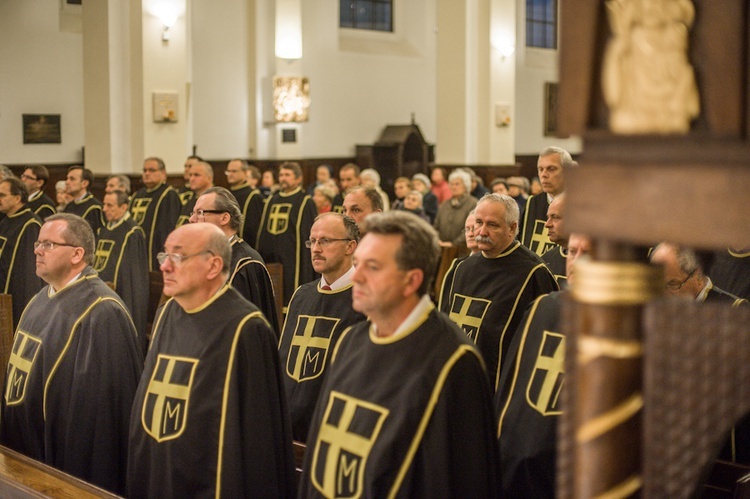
{"left": 440, "top": 193, "right": 558, "bottom": 391}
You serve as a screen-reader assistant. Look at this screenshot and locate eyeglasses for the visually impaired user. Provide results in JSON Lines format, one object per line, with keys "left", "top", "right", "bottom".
{"left": 225, "top": 170, "right": 243, "bottom": 174}
{"left": 463, "top": 226, "right": 475, "bottom": 233}
{"left": 305, "top": 238, "right": 352, "bottom": 248}
{"left": 666, "top": 268, "right": 696, "bottom": 291}
{"left": 142, "top": 168, "right": 160, "bottom": 173}
{"left": 34, "top": 241, "right": 78, "bottom": 251}
{"left": 157, "top": 250, "right": 214, "bottom": 266}
{"left": 190, "top": 209, "right": 226, "bottom": 218}
{"left": 20, "top": 174, "right": 38, "bottom": 181}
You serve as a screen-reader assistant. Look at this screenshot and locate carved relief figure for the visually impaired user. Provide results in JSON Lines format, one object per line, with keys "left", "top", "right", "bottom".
{"left": 603, "top": 0, "right": 700, "bottom": 134}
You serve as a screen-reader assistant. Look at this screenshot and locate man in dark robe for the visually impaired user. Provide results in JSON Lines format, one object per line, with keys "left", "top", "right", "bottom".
{"left": 708, "top": 247, "right": 750, "bottom": 300}
{"left": 520, "top": 146, "right": 573, "bottom": 256}
{"left": 278, "top": 212, "right": 365, "bottom": 442}
{"left": 21, "top": 165, "right": 55, "bottom": 220}
{"left": 225, "top": 158, "right": 264, "bottom": 247}
{"left": 0, "top": 177, "right": 43, "bottom": 327}
{"left": 177, "top": 155, "right": 201, "bottom": 205}
{"left": 440, "top": 193, "right": 558, "bottom": 390}
{"left": 1, "top": 213, "right": 143, "bottom": 495}
{"left": 62, "top": 165, "right": 103, "bottom": 233}
{"left": 189, "top": 186, "right": 279, "bottom": 335}
{"left": 95, "top": 190, "right": 150, "bottom": 353}
{"left": 256, "top": 161, "right": 318, "bottom": 308}
{"left": 130, "top": 156, "right": 181, "bottom": 271}
{"left": 495, "top": 233, "right": 591, "bottom": 498}
{"left": 128, "top": 223, "right": 295, "bottom": 498}
{"left": 300, "top": 211, "right": 499, "bottom": 497}
{"left": 541, "top": 194, "right": 568, "bottom": 287}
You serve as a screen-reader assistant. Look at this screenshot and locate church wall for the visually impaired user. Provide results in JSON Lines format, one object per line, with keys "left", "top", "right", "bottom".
{"left": 0, "top": 0, "right": 85, "bottom": 165}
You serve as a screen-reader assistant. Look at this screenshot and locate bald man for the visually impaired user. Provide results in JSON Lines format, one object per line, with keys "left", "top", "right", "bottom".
{"left": 128, "top": 223, "right": 295, "bottom": 497}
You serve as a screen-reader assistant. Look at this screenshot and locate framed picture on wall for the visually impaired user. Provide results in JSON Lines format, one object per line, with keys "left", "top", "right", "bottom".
{"left": 544, "top": 82, "right": 559, "bottom": 137}
{"left": 23, "top": 114, "right": 62, "bottom": 144}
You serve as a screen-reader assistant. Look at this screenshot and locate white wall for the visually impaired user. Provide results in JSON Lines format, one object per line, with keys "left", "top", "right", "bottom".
{"left": 514, "top": 0, "right": 581, "bottom": 156}
{"left": 0, "top": 0, "right": 577, "bottom": 166}
{"left": 0, "top": 0, "right": 85, "bottom": 164}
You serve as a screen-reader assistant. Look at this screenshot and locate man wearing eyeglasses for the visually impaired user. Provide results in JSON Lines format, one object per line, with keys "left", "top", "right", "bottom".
{"left": 20, "top": 165, "right": 55, "bottom": 221}
{"left": 190, "top": 186, "right": 280, "bottom": 335}
{"left": 225, "top": 159, "right": 264, "bottom": 247}
{"left": 130, "top": 156, "right": 181, "bottom": 271}
{"left": 541, "top": 193, "right": 568, "bottom": 287}
{"left": 256, "top": 161, "right": 318, "bottom": 308}
{"left": 1, "top": 213, "right": 142, "bottom": 495}
{"left": 299, "top": 211, "right": 500, "bottom": 497}
{"left": 278, "top": 212, "right": 365, "bottom": 442}
{"left": 650, "top": 242, "right": 748, "bottom": 306}
{"left": 0, "top": 177, "right": 43, "bottom": 327}
{"left": 95, "top": 189, "right": 149, "bottom": 353}
{"left": 128, "top": 222, "right": 295, "bottom": 498}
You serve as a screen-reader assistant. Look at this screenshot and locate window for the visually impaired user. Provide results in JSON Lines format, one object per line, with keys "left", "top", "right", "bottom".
{"left": 526, "top": 0, "right": 557, "bottom": 49}
{"left": 340, "top": 0, "right": 393, "bottom": 32}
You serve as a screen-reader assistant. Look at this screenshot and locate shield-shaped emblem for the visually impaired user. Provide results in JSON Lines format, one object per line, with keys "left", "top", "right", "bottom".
{"left": 526, "top": 330, "right": 565, "bottom": 416}
{"left": 286, "top": 316, "right": 340, "bottom": 382}
{"left": 4, "top": 331, "right": 42, "bottom": 406}
{"left": 141, "top": 355, "right": 199, "bottom": 442}
{"left": 529, "top": 220, "right": 554, "bottom": 256}
{"left": 311, "top": 391, "right": 389, "bottom": 498}
{"left": 449, "top": 294, "right": 492, "bottom": 343}
{"left": 93, "top": 239, "right": 115, "bottom": 272}
{"left": 267, "top": 204, "right": 292, "bottom": 235}
{"left": 130, "top": 197, "right": 152, "bottom": 225}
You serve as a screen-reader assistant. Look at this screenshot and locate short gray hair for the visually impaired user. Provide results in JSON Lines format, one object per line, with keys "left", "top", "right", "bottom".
{"left": 107, "top": 174, "right": 131, "bottom": 194}
{"left": 204, "top": 226, "right": 232, "bottom": 275}
{"left": 314, "top": 212, "right": 361, "bottom": 242}
{"left": 202, "top": 186, "right": 243, "bottom": 232}
{"left": 448, "top": 169, "right": 472, "bottom": 193}
{"left": 45, "top": 213, "right": 96, "bottom": 265}
{"left": 476, "top": 193, "right": 520, "bottom": 237}
{"left": 360, "top": 168, "right": 381, "bottom": 187}
{"left": 539, "top": 146, "right": 575, "bottom": 169}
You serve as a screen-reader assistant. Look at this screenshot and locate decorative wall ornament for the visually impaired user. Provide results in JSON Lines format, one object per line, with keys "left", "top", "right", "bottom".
{"left": 273, "top": 76, "right": 310, "bottom": 123}
{"left": 602, "top": 0, "right": 700, "bottom": 134}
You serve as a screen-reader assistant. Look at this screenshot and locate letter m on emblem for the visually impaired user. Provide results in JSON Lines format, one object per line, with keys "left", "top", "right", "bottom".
{"left": 4, "top": 331, "right": 42, "bottom": 406}
{"left": 311, "top": 391, "right": 389, "bottom": 497}
{"left": 142, "top": 355, "right": 198, "bottom": 442}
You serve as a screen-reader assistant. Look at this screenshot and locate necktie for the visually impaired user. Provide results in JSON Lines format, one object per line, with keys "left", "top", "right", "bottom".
{"left": 321, "top": 285, "right": 331, "bottom": 291}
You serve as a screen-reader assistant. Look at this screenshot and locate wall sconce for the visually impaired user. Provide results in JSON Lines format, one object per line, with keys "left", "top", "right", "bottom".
{"left": 151, "top": 1, "right": 180, "bottom": 42}
{"left": 273, "top": 76, "right": 310, "bottom": 122}
{"left": 492, "top": 33, "right": 516, "bottom": 60}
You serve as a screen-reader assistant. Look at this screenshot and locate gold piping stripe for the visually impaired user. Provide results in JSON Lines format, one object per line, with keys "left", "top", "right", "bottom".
{"left": 572, "top": 261, "right": 662, "bottom": 305}
{"left": 577, "top": 393, "right": 643, "bottom": 443}
{"left": 594, "top": 475, "right": 643, "bottom": 499}
{"left": 577, "top": 335, "right": 643, "bottom": 365}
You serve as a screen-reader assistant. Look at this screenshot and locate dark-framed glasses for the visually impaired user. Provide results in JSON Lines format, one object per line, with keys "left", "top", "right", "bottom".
{"left": 33, "top": 241, "right": 78, "bottom": 251}
{"left": 666, "top": 268, "right": 696, "bottom": 291}
{"left": 21, "top": 174, "right": 38, "bottom": 181}
{"left": 157, "top": 250, "right": 215, "bottom": 266}
{"left": 305, "top": 238, "right": 352, "bottom": 248}
{"left": 189, "top": 209, "right": 226, "bottom": 218}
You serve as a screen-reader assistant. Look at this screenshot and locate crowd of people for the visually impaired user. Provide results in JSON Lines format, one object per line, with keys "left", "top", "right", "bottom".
{"left": 0, "top": 146, "right": 747, "bottom": 497}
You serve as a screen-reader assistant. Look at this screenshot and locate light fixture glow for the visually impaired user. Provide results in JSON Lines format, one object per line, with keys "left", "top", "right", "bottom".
{"left": 151, "top": 1, "right": 180, "bottom": 42}
{"left": 273, "top": 76, "right": 310, "bottom": 122}
{"left": 492, "top": 33, "right": 516, "bottom": 59}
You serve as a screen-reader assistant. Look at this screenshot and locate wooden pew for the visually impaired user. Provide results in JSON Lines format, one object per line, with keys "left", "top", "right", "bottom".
{"left": 266, "top": 263, "right": 285, "bottom": 327}
{"left": 0, "top": 445, "right": 119, "bottom": 498}
{"left": 0, "top": 294, "right": 13, "bottom": 389}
